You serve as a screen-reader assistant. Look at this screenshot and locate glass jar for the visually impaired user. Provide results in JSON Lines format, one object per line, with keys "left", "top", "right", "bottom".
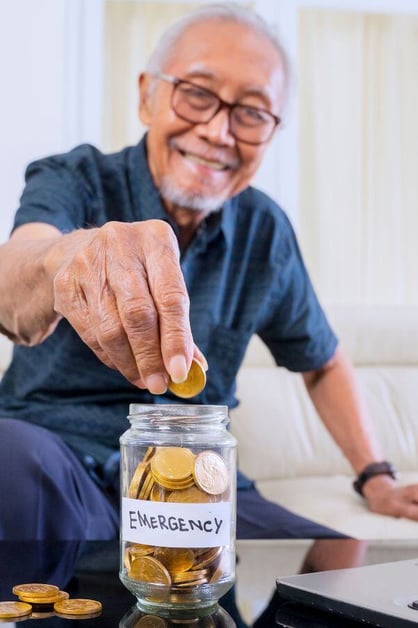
{"left": 119, "top": 404, "right": 237, "bottom": 617}
{"left": 119, "top": 603, "right": 236, "bottom": 627}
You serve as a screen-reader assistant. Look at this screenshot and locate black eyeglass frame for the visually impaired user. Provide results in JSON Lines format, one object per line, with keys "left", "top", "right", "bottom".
{"left": 152, "top": 72, "right": 281, "bottom": 145}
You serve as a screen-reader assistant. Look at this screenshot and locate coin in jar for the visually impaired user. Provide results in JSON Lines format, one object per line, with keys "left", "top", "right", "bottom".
{"left": 193, "top": 451, "right": 229, "bottom": 495}
{"left": 168, "top": 358, "right": 206, "bottom": 398}
{"left": 167, "top": 485, "right": 217, "bottom": 503}
{"left": 151, "top": 447, "right": 195, "bottom": 484}
{"left": 0, "top": 601, "right": 32, "bottom": 619}
{"left": 129, "top": 555, "right": 171, "bottom": 585}
{"left": 128, "top": 461, "right": 149, "bottom": 498}
{"left": 153, "top": 547, "right": 195, "bottom": 573}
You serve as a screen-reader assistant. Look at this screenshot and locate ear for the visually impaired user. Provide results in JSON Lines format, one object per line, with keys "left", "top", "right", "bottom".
{"left": 138, "top": 72, "right": 154, "bottom": 126}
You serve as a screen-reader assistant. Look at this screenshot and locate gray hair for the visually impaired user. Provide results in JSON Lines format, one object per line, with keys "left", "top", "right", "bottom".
{"left": 145, "top": 2, "right": 289, "bottom": 93}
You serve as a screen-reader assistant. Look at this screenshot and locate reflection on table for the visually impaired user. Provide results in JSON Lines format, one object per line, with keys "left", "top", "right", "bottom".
{"left": 1, "top": 539, "right": 418, "bottom": 626}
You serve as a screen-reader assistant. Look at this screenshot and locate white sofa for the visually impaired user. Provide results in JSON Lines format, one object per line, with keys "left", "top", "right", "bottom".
{"left": 231, "top": 306, "right": 418, "bottom": 539}
{"left": 1, "top": 307, "right": 418, "bottom": 539}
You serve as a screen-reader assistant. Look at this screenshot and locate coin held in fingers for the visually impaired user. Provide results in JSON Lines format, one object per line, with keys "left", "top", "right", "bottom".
{"left": 168, "top": 358, "right": 206, "bottom": 398}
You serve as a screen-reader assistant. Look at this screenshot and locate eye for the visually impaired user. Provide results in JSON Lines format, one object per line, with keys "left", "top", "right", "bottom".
{"left": 177, "top": 83, "right": 217, "bottom": 110}
{"left": 234, "top": 105, "right": 271, "bottom": 126}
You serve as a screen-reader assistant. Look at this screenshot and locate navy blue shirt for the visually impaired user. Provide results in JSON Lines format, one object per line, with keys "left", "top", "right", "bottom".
{"left": 0, "top": 137, "right": 337, "bottom": 465}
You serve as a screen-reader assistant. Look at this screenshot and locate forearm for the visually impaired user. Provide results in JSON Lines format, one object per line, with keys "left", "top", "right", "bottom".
{"left": 0, "top": 224, "right": 96, "bottom": 345}
{"left": 0, "top": 236, "right": 61, "bottom": 344}
{"left": 303, "top": 347, "right": 383, "bottom": 474}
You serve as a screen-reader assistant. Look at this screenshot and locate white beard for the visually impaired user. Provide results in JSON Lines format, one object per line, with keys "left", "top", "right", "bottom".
{"left": 159, "top": 175, "right": 224, "bottom": 213}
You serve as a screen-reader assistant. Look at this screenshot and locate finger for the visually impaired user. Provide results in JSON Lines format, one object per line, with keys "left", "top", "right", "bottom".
{"left": 143, "top": 222, "right": 194, "bottom": 382}
{"left": 108, "top": 258, "right": 169, "bottom": 394}
{"left": 54, "top": 262, "right": 146, "bottom": 387}
{"left": 86, "top": 281, "right": 146, "bottom": 387}
{"left": 193, "top": 344, "right": 208, "bottom": 371}
{"left": 398, "top": 501, "right": 418, "bottom": 521}
{"left": 400, "top": 485, "right": 418, "bottom": 503}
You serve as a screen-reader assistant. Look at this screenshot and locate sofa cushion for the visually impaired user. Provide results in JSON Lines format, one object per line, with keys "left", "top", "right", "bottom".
{"left": 231, "top": 365, "right": 418, "bottom": 481}
{"left": 257, "top": 472, "right": 418, "bottom": 539}
{"left": 0, "top": 334, "right": 12, "bottom": 376}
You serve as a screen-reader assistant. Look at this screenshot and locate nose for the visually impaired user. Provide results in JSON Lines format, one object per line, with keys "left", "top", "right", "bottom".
{"left": 195, "top": 106, "right": 236, "bottom": 146}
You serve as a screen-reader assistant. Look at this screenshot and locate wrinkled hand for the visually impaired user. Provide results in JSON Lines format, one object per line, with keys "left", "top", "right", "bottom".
{"left": 48, "top": 220, "right": 203, "bottom": 393}
{"left": 363, "top": 475, "right": 418, "bottom": 520}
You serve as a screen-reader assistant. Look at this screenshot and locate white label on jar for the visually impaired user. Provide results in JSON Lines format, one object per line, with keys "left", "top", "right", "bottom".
{"left": 121, "top": 497, "right": 232, "bottom": 548}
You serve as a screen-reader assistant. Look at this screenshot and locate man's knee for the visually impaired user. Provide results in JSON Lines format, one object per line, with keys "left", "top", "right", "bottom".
{"left": 0, "top": 418, "right": 118, "bottom": 540}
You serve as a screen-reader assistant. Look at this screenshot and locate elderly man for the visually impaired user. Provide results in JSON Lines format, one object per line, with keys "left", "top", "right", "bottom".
{"left": 0, "top": 2, "right": 416, "bottom": 550}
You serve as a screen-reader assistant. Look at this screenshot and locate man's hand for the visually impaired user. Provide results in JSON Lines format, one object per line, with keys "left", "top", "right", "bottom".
{"left": 45, "top": 219, "right": 196, "bottom": 393}
{"left": 363, "top": 474, "right": 418, "bottom": 520}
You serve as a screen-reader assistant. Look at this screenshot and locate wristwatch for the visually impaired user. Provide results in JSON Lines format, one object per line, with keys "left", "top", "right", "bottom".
{"left": 353, "top": 461, "right": 398, "bottom": 496}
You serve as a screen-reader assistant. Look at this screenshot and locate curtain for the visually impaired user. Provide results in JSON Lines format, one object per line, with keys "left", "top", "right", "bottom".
{"left": 103, "top": 1, "right": 203, "bottom": 152}
{"left": 299, "top": 9, "right": 418, "bottom": 306}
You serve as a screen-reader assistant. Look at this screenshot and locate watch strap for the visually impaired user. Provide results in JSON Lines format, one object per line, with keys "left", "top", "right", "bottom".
{"left": 353, "top": 461, "right": 397, "bottom": 496}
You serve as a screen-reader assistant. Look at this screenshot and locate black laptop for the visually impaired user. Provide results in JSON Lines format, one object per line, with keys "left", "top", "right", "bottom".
{"left": 276, "top": 558, "right": 418, "bottom": 627}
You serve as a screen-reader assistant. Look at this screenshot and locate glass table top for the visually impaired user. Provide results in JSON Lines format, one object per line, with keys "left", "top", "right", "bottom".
{"left": 1, "top": 539, "right": 418, "bottom": 627}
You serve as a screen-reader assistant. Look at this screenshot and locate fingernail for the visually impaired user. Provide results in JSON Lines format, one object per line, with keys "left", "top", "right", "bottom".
{"left": 145, "top": 374, "right": 167, "bottom": 395}
{"left": 196, "top": 354, "right": 208, "bottom": 371}
{"left": 169, "top": 355, "right": 188, "bottom": 383}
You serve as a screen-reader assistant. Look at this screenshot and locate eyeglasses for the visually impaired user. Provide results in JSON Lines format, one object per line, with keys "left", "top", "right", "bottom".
{"left": 153, "top": 72, "right": 280, "bottom": 145}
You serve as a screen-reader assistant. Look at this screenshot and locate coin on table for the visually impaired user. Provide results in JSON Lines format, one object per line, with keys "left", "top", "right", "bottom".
{"left": 0, "top": 601, "right": 32, "bottom": 619}
{"left": 54, "top": 598, "right": 102, "bottom": 616}
{"left": 17, "top": 589, "right": 69, "bottom": 604}
{"left": 12, "top": 583, "right": 59, "bottom": 598}
{"left": 168, "top": 358, "right": 206, "bottom": 398}
{"left": 193, "top": 451, "right": 229, "bottom": 495}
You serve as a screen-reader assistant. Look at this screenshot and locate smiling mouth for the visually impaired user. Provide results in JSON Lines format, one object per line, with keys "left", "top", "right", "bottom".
{"left": 181, "top": 151, "right": 229, "bottom": 171}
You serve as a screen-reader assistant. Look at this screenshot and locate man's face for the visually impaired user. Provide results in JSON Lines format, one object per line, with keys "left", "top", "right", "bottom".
{"left": 139, "top": 19, "right": 286, "bottom": 213}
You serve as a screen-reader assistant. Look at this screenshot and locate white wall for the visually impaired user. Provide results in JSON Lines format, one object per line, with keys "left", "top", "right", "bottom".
{"left": 0, "top": 0, "right": 104, "bottom": 245}
{"left": 0, "top": 0, "right": 66, "bottom": 243}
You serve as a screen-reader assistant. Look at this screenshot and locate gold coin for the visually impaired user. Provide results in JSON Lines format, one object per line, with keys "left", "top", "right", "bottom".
{"left": 0, "top": 601, "right": 32, "bottom": 619}
{"left": 129, "top": 461, "right": 149, "bottom": 498}
{"left": 209, "top": 567, "right": 225, "bottom": 583}
{"left": 54, "top": 598, "right": 102, "bottom": 616}
{"left": 151, "top": 447, "right": 195, "bottom": 484}
{"left": 129, "top": 555, "right": 171, "bottom": 585}
{"left": 138, "top": 471, "right": 155, "bottom": 500}
{"left": 142, "top": 447, "right": 156, "bottom": 462}
{"left": 193, "top": 546, "right": 222, "bottom": 570}
{"left": 129, "top": 543, "right": 155, "bottom": 557}
{"left": 12, "top": 583, "right": 59, "bottom": 598}
{"left": 151, "top": 471, "right": 195, "bottom": 491}
{"left": 193, "top": 451, "right": 229, "bottom": 495}
{"left": 174, "top": 578, "right": 208, "bottom": 588}
{"left": 149, "top": 482, "right": 168, "bottom": 501}
{"left": 125, "top": 543, "right": 155, "bottom": 571}
{"left": 56, "top": 611, "right": 103, "bottom": 620}
{"left": 30, "top": 610, "right": 56, "bottom": 618}
{"left": 167, "top": 485, "right": 216, "bottom": 503}
{"left": 168, "top": 359, "right": 206, "bottom": 398}
{"left": 153, "top": 547, "right": 195, "bottom": 573}
{"left": 18, "top": 589, "right": 69, "bottom": 604}
{"left": 172, "top": 569, "right": 208, "bottom": 583}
